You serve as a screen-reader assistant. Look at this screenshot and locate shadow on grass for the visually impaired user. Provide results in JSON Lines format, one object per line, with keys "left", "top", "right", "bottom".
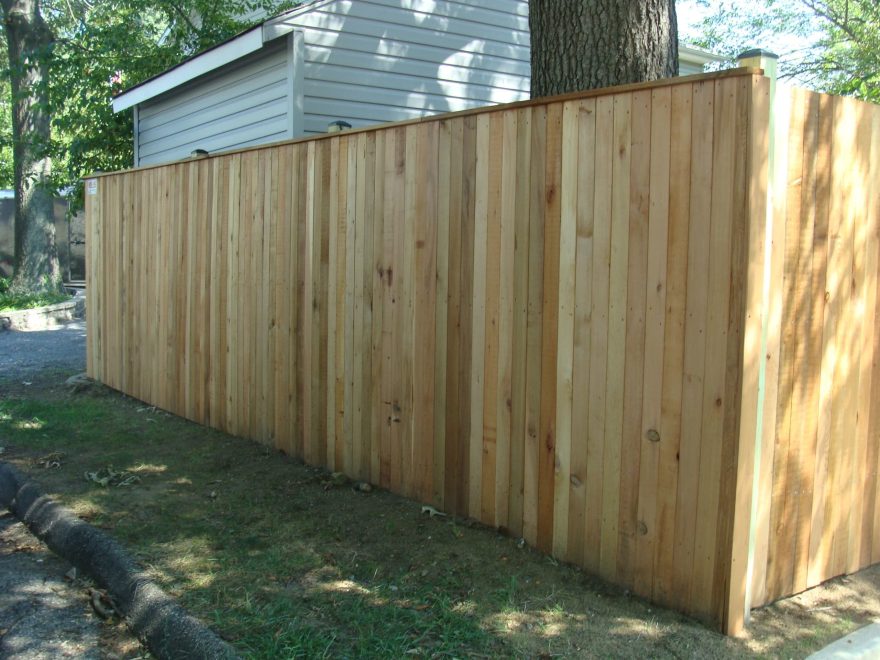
{"left": 0, "top": 379, "right": 876, "bottom": 658}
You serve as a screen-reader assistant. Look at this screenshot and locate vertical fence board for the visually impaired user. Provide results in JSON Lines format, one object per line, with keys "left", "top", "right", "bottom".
{"left": 600, "top": 93, "right": 631, "bottom": 580}
{"left": 584, "top": 95, "right": 614, "bottom": 574}
{"left": 433, "top": 125, "right": 449, "bottom": 508}
{"left": 568, "top": 98, "right": 596, "bottom": 566}
{"left": 522, "top": 105, "right": 546, "bottom": 547}
{"left": 693, "top": 77, "right": 737, "bottom": 616}
{"left": 673, "top": 80, "right": 714, "bottom": 611}
{"left": 868, "top": 107, "right": 880, "bottom": 564}
{"left": 653, "top": 82, "right": 692, "bottom": 606}
{"left": 635, "top": 85, "right": 671, "bottom": 596}
{"left": 481, "top": 114, "right": 503, "bottom": 524}
{"left": 508, "top": 108, "right": 532, "bottom": 537}
{"left": 618, "top": 89, "right": 650, "bottom": 586}
{"left": 553, "top": 100, "right": 578, "bottom": 558}
{"left": 442, "top": 118, "right": 464, "bottom": 513}
{"left": 538, "top": 102, "right": 562, "bottom": 554}
{"left": 791, "top": 93, "right": 821, "bottom": 594}
{"left": 496, "top": 110, "right": 517, "bottom": 531}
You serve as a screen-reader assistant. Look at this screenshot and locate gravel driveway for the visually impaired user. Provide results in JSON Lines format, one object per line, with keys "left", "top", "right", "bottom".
{"left": 0, "top": 321, "right": 86, "bottom": 382}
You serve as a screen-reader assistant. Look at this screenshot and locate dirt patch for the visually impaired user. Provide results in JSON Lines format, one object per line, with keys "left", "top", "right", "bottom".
{"left": 746, "top": 564, "right": 880, "bottom": 655}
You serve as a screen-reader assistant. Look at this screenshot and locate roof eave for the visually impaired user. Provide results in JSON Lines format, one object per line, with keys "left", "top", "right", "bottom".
{"left": 111, "top": 0, "right": 342, "bottom": 113}
{"left": 112, "top": 24, "right": 285, "bottom": 112}
{"left": 678, "top": 44, "right": 728, "bottom": 66}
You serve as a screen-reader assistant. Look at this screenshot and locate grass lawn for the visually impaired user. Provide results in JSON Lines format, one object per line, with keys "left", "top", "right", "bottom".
{"left": 0, "top": 368, "right": 877, "bottom": 658}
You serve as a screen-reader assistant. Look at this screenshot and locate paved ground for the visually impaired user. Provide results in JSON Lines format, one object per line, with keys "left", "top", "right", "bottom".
{"left": 0, "top": 321, "right": 143, "bottom": 659}
{"left": 0, "top": 320, "right": 86, "bottom": 382}
{"left": 0, "top": 514, "right": 102, "bottom": 659}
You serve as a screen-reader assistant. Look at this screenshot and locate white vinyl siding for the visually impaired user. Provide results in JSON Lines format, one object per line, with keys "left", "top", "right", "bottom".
{"left": 136, "top": 41, "right": 290, "bottom": 166}
{"left": 679, "top": 60, "right": 704, "bottom": 76}
{"left": 269, "top": 0, "right": 531, "bottom": 134}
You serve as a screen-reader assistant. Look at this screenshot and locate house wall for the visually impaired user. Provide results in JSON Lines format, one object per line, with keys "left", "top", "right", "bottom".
{"left": 133, "top": 0, "right": 713, "bottom": 166}
{"left": 137, "top": 40, "right": 291, "bottom": 165}
{"left": 270, "top": 0, "right": 531, "bottom": 135}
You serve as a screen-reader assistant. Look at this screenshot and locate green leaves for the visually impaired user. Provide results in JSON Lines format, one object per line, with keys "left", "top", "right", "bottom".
{"left": 682, "top": 0, "right": 880, "bottom": 102}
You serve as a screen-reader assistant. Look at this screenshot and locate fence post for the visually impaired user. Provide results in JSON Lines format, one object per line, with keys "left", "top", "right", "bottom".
{"left": 736, "top": 48, "right": 780, "bottom": 630}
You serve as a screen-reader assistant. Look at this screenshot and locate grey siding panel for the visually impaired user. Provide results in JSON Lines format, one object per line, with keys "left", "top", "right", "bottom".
{"left": 140, "top": 99, "right": 289, "bottom": 159}
{"left": 305, "top": 65, "right": 524, "bottom": 106}
{"left": 304, "top": 96, "right": 431, "bottom": 126}
{"left": 137, "top": 43, "right": 289, "bottom": 166}
{"left": 302, "top": 31, "right": 530, "bottom": 77}
{"left": 287, "top": 0, "right": 532, "bottom": 135}
{"left": 304, "top": 42, "right": 528, "bottom": 90}
{"left": 308, "top": 0, "right": 531, "bottom": 48}
{"left": 138, "top": 57, "right": 287, "bottom": 126}
{"left": 292, "top": 7, "right": 529, "bottom": 60}
{"left": 139, "top": 81, "right": 287, "bottom": 143}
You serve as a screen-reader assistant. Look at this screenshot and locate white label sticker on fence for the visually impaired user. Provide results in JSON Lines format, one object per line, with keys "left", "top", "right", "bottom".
{"left": 86, "top": 179, "right": 98, "bottom": 196}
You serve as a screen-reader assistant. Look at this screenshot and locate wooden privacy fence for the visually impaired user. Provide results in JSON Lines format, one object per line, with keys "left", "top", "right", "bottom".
{"left": 84, "top": 68, "right": 880, "bottom": 634}
{"left": 751, "top": 87, "right": 880, "bottom": 608}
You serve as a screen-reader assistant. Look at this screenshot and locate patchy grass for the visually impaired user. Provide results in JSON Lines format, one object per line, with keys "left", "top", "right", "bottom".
{"left": 0, "top": 290, "right": 71, "bottom": 312}
{"left": 0, "top": 371, "right": 878, "bottom": 658}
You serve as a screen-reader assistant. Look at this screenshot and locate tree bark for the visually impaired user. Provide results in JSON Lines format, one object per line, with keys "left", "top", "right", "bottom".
{"left": 1, "top": 0, "right": 60, "bottom": 293}
{"left": 529, "top": 0, "right": 679, "bottom": 98}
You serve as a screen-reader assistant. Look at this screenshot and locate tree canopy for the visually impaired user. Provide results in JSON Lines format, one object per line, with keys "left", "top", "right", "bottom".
{"left": 682, "top": 0, "right": 880, "bottom": 102}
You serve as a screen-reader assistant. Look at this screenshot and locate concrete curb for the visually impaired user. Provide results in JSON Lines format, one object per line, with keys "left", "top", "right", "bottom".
{"left": 0, "top": 462, "right": 239, "bottom": 660}
{"left": 0, "top": 293, "right": 85, "bottom": 332}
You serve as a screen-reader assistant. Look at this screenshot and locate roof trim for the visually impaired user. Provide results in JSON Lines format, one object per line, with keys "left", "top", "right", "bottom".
{"left": 262, "top": 0, "right": 338, "bottom": 40}
{"left": 112, "top": 21, "right": 300, "bottom": 113}
{"left": 679, "top": 44, "right": 727, "bottom": 66}
{"left": 111, "top": 0, "right": 339, "bottom": 113}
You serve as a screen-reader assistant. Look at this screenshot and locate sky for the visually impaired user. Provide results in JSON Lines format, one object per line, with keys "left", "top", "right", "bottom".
{"left": 677, "top": 0, "right": 712, "bottom": 40}
{"left": 675, "top": 0, "right": 819, "bottom": 59}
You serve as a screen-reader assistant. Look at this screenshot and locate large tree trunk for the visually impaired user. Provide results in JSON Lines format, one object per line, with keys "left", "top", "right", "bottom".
{"left": 2, "top": 0, "right": 60, "bottom": 293}
{"left": 529, "top": 0, "right": 679, "bottom": 98}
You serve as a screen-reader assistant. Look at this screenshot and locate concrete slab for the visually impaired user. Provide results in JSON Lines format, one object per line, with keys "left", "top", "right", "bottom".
{"left": 808, "top": 622, "right": 880, "bottom": 659}
{"left": 0, "top": 294, "right": 85, "bottom": 332}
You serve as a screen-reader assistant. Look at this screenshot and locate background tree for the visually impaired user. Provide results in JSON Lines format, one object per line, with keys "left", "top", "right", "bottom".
{"left": 529, "top": 0, "right": 679, "bottom": 97}
{"left": 1, "top": 0, "right": 58, "bottom": 294}
{"left": 0, "top": 0, "right": 290, "bottom": 293}
{"left": 48, "top": 0, "right": 294, "bottom": 210}
{"left": 682, "top": 0, "right": 880, "bottom": 102}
